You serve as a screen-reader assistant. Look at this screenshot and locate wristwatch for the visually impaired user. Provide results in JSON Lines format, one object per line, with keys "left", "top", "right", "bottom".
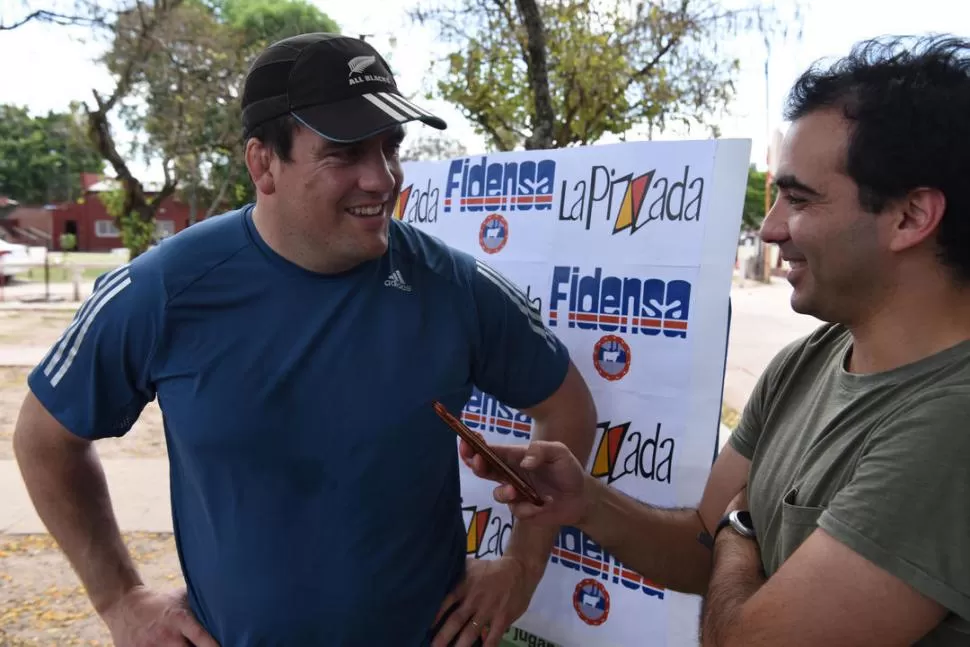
{"left": 697, "top": 510, "right": 756, "bottom": 550}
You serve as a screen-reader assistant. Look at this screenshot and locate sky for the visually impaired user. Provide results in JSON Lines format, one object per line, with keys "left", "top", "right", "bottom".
{"left": 0, "top": 0, "right": 968, "bottom": 182}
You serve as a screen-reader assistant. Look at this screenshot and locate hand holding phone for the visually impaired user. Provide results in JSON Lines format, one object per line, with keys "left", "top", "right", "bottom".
{"left": 432, "top": 400, "right": 544, "bottom": 507}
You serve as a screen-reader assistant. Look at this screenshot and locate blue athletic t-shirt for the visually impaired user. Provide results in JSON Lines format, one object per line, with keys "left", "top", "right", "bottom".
{"left": 27, "top": 205, "right": 570, "bottom": 646}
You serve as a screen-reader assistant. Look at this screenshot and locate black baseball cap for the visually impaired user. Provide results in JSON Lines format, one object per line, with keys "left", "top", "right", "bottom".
{"left": 241, "top": 33, "right": 447, "bottom": 143}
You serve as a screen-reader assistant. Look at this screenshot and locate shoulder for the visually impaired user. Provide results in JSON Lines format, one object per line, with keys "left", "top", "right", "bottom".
{"left": 732, "top": 323, "right": 847, "bottom": 453}
{"left": 762, "top": 322, "right": 850, "bottom": 384}
{"left": 388, "top": 219, "right": 477, "bottom": 291}
{"left": 129, "top": 205, "right": 254, "bottom": 304}
{"left": 869, "top": 385, "right": 970, "bottom": 451}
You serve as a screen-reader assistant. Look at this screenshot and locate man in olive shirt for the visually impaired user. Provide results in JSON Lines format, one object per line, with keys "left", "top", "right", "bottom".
{"left": 458, "top": 34, "right": 970, "bottom": 646}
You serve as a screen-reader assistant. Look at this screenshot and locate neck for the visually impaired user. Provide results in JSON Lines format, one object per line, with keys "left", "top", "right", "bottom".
{"left": 846, "top": 269, "right": 970, "bottom": 374}
{"left": 251, "top": 202, "right": 358, "bottom": 275}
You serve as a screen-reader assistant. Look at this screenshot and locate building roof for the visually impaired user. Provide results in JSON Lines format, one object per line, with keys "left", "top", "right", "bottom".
{"left": 87, "top": 178, "right": 167, "bottom": 194}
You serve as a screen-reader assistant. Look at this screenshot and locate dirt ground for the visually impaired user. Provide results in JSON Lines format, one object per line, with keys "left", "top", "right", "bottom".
{"left": 0, "top": 533, "right": 182, "bottom": 646}
{"left": 0, "top": 310, "right": 168, "bottom": 460}
{"left": 1, "top": 310, "right": 175, "bottom": 645}
{"left": 0, "top": 310, "right": 79, "bottom": 347}
{"left": 0, "top": 367, "right": 168, "bottom": 461}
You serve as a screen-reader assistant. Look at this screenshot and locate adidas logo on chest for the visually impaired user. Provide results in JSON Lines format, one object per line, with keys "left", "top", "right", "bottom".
{"left": 384, "top": 269, "right": 412, "bottom": 292}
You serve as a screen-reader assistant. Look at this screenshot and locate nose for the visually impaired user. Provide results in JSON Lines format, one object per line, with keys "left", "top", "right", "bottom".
{"left": 759, "top": 194, "right": 789, "bottom": 245}
{"left": 357, "top": 147, "right": 398, "bottom": 195}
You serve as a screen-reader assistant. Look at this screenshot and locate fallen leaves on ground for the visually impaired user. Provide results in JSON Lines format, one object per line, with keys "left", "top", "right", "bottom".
{"left": 0, "top": 532, "right": 182, "bottom": 646}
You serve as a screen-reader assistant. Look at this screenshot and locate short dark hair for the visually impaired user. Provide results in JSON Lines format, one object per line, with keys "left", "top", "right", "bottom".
{"left": 785, "top": 34, "right": 970, "bottom": 281}
{"left": 244, "top": 114, "right": 299, "bottom": 163}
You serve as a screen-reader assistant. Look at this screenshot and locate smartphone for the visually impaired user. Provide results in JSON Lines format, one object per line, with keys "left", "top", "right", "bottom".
{"left": 432, "top": 400, "right": 544, "bottom": 507}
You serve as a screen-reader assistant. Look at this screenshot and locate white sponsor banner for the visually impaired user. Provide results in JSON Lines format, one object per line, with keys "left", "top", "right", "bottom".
{"left": 399, "top": 138, "right": 750, "bottom": 647}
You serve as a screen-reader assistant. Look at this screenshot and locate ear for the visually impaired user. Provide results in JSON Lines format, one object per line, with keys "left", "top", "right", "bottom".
{"left": 887, "top": 187, "right": 946, "bottom": 253}
{"left": 245, "top": 138, "right": 277, "bottom": 196}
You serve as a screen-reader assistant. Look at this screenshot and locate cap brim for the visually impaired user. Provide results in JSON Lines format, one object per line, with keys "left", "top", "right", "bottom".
{"left": 291, "top": 90, "right": 447, "bottom": 143}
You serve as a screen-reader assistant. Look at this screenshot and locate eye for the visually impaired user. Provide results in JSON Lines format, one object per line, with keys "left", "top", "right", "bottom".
{"left": 384, "top": 139, "right": 403, "bottom": 157}
{"left": 784, "top": 193, "right": 808, "bottom": 208}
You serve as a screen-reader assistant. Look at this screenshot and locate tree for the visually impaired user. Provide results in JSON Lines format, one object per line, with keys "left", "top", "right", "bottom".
{"left": 215, "top": 0, "right": 338, "bottom": 44}
{"left": 75, "top": 0, "right": 189, "bottom": 259}
{"left": 0, "top": 1, "right": 110, "bottom": 30}
{"left": 114, "top": 0, "right": 339, "bottom": 228}
{"left": 193, "top": 0, "right": 340, "bottom": 216}
{"left": 401, "top": 133, "right": 469, "bottom": 162}
{"left": 3, "top": 0, "right": 338, "bottom": 259}
{"left": 0, "top": 103, "right": 104, "bottom": 204}
{"left": 741, "top": 164, "right": 777, "bottom": 230}
{"left": 411, "top": 0, "right": 800, "bottom": 151}
{"left": 107, "top": 0, "right": 250, "bottom": 228}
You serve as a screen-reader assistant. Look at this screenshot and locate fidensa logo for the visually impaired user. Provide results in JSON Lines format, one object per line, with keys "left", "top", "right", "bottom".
{"left": 557, "top": 164, "right": 704, "bottom": 234}
{"left": 444, "top": 156, "right": 556, "bottom": 213}
{"left": 392, "top": 180, "right": 439, "bottom": 224}
{"left": 462, "top": 388, "right": 533, "bottom": 440}
{"left": 591, "top": 420, "right": 674, "bottom": 485}
{"left": 462, "top": 504, "right": 512, "bottom": 559}
{"left": 550, "top": 526, "right": 665, "bottom": 600}
{"left": 548, "top": 266, "right": 691, "bottom": 339}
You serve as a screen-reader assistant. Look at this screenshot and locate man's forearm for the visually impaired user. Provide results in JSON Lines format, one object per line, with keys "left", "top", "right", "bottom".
{"left": 504, "top": 409, "right": 593, "bottom": 573}
{"left": 504, "top": 519, "right": 558, "bottom": 580}
{"left": 14, "top": 433, "right": 143, "bottom": 614}
{"left": 700, "top": 531, "right": 765, "bottom": 647}
{"left": 578, "top": 479, "right": 714, "bottom": 594}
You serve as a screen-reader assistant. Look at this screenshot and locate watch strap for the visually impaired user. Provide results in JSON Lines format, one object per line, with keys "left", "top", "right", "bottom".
{"left": 697, "top": 515, "right": 734, "bottom": 550}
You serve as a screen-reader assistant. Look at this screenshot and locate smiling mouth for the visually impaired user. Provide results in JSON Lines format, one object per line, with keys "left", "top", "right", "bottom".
{"left": 346, "top": 204, "right": 386, "bottom": 217}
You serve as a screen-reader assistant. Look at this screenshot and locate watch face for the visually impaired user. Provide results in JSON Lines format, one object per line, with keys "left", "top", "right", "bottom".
{"left": 736, "top": 510, "right": 754, "bottom": 531}
{"left": 729, "top": 510, "right": 756, "bottom": 538}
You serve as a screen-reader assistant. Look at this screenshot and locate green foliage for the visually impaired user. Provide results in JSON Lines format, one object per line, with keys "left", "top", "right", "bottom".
{"left": 99, "top": 188, "right": 158, "bottom": 256}
{"left": 0, "top": 103, "right": 104, "bottom": 204}
{"left": 59, "top": 232, "right": 78, "bottom": 252}
{"left": 742, "top": 164, "right": 777, "bottom": 230}
{"left": 414, "top": 0, "right": 746, "bottom": 150}
{"left": 413, "top": 0, "right": 799, "bottom": 151}
{"left": 118, "top": 211, "right": 158, "bottom": 254}
{"left": 104, "top": 0, "right": 338, "bottom": 223}
{"left": 216, "top": 0, "right": 339, "bottom": 44}
{"left": 98, "top": 188, "right": 127, "bottom": 220}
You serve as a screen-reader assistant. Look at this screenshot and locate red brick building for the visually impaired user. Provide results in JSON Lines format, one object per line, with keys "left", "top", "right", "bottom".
{"left": 0, "top": 203, "right": 54, "bottom": 246}
{"left": 50, "top": 174, "right": 200, "bottom": 252}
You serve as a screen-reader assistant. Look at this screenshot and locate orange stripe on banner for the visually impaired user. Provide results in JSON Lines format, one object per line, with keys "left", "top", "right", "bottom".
{"left": 635, "top": 318, "right": 662, "bottom": 328}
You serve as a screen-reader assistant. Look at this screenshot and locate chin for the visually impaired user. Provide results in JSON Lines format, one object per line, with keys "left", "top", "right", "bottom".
{"left": 789, "top": 285, "right": 812, "bottom": 313}
{"left": 790, "top": 291, "right": 834, "bottom": 322}
{"left": 362, "top": 234, "right": 389, "bottom": 259}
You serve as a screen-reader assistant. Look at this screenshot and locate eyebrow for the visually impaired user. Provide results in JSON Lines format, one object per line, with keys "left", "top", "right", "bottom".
{"left": 313, "top": 125, "right": 406, "bottom": 158}
{"left": 773, "top": 174, "right": 822, "bottom": 197}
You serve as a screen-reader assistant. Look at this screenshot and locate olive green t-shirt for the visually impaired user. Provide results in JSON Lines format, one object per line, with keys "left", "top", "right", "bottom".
{"left": 729, "top": 323, "right": 970, "bottom": 645}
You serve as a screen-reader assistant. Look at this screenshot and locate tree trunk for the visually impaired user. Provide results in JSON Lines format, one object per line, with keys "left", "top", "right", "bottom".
{"left": 205, "top": 164, "right": 235, "bottom": 219}
{"left": 514, "top": 0, "right": 555, "bottom": 150}
{"left": 80, "top": 0, "right": 183, "bottom": 260}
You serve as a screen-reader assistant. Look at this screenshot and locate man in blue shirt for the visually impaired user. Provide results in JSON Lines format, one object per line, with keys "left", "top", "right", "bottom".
{"left": 12, "top": 33, "right": 596, "bottom": 647}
